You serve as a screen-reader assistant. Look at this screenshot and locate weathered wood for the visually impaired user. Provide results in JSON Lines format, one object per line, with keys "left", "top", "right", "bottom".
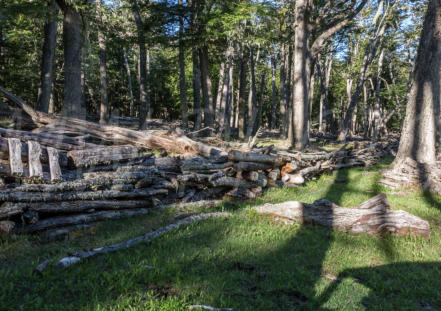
{"left": 0, "top": 220, "right": 15, "bottom": 236}
{"left": 0, "top": 188, "right": 168, "bottom": 203}
{"left": 50, "top": 212, "right": 230, "bottom": 268}
{"left": 8, "top": 138, "right": 23, "bottom": 176}
{"left": 228, "top": 150, "right": 284, "bottom": 166}
{"left": 28, "top": 141, "right": 43, "bottom": 179}
{"left": 226, "top": 187, "right": 256, "bottom": 199}
{"left": 67, "top": 145, "right": 140, "bottom": 168}
{"left": 209, "top": 177, "right": 265, "bottom": 189}
{"left": 47, "top": 147, "right": 62, "bottom": 181}
{"left": 24, "top": 208, "right": 157, "bottom": 233}
{"left": 252, "top": 193, "right": 430, "bottom": 237}
{"left": 0, "top": 202, "right": 26, "bottom": 219}
{"left": 234, "top": 161, "right": 273, "bottom": 172}
{"left": 0, "top": 127, "right": 93, "bottom": 151}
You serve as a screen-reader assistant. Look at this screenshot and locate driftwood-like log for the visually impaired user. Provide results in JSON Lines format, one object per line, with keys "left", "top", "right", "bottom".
{"left": 226, "top": 187, "right": 256, "bottom": 199}
{"left": 209, "top": 177, "right": 265, "bottom": 189}
{"left": 0, "top": 86, "right": 226, "bottom": 158}
{"left": 228, "top": 150, "right": 284, "bottom": 166}
{"left": 0, "top": 188, "right": 168, "bottom": 203}
{"left": 28, "top": 141, "right": 43, "bottom": 179}
{"left": 46, "top": 212, "right": 230, "bottom": 269}
{"left": 47, "top": 147, "right": 62, "bottom": 181}
{"left": 8, "top": 138, "right": 23, "bottom": 176}
{"left": 24, "top": 208, "right": 157, "bottom": 233}
{"left": 0, "top": 202, "right": 26, "bottom": 219}
{"left": 252, "top": 193, "right": 430, "bottom": 237}
{"left": 67, "top": 145, "right": 140, "bottom": 168}
{"left": 234, "top": 161, "right": 274, "bottom": 172}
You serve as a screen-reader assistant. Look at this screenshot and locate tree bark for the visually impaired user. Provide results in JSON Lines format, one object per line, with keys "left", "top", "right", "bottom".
{"left": 246, "top": 47, "right": 257, "bottom": 138}
{"left": 192, "top": 49, "right": 202, "bottom": 130}
{"left": 279, "top": 44, "right": 287, "bottom": 137}
{"left": 199, "top": 46, "right": 214, "bottom": 127}
{"left": 373, "top": 47, "right": 385, "bottom": 140}
{"left": 97, "top": 0, "right": 109, "bottom": 125}
{"left": 123, "top": 48, "right": 135, "bottom": 118}
{"left": 271, "top": 54, "right": 277, "bottom": 129}
{"left": 37, "top": 0, "right": 58, "bottom": 114}
{"left": 238, "top": 45, "right": 248, "bottom": 139}
{"left": 178, "top": 0, "right": 188, "bottom": 128}
{"left": 56, "top": 0, "right": 84, "bottom": 119}
{"left": 393, "top": 0, "right": 440, "bottom": 166}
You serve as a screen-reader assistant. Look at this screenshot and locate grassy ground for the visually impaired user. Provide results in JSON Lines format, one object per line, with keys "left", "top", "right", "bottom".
{"left": 1, "top": 158, "right": 441, "bottom": 310}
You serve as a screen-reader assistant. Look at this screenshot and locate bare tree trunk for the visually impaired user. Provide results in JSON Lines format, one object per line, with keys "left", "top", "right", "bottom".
{"left": 215, "top": 60, "right": 226, "bottom": 123}
{"left": 131, "top": 1, "right": 149, "bottom": 129}
{"left": 279, "top": 44, "right": 287, "bottom": 137}
{"left": 97, "top": 0, "right": 108, "bottom": 125}
{"left": 246, "top": 47, "right": 257, "bottom": 138}
{"left": 291, "top": 0, "right": 310, "bottom": 149}
{"left": 123, "top": 48, "right": 135, "bottom": 118}
{"left": 393, "top": 0, "right": 440, "bottom": 166}
{"left": 238, "top": 45, "right": 248, "bottom": 139}
{"left": 192, "top": 49, "right": 202, "bottom": 130}
{"left": 224, "top": 54, "right": 234, "bottom": 139}
{"left": 37, "top": 0, "right": 58, "bottom": 114}
{"left": 286, "top": 46, "right": 293, "bottom": 139}
{"left": 363, "top": 82, "right": 369, "bottom": 138}
{"left": 199, "top": 46, "right": 214, "bottom": 127}
{"left": 373, "top": 47, "right": 385, "bottom": 140}
{"left": 317, "top": 53, "right": 332, "bottom": 132}
{"left": 56, "top": 0, "right": 83, "bottom": 119}
{"left": 178, "top": 0, "right": 188, "bottom": 128}
{"left": 219, "top": 50, "right": 232, "bottom": 133}
{"left": 270, "top": 54, "right": 277, "bottom": 129}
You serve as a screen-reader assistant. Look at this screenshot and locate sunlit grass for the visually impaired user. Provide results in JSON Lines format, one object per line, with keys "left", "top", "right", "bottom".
{"left": 1, "top": 158, "right": 441, "bottom": 310}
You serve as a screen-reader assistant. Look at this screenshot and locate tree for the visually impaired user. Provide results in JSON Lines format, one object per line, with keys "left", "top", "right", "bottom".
{"left": 290, "top": 0, "right": 367, "bottom": 149}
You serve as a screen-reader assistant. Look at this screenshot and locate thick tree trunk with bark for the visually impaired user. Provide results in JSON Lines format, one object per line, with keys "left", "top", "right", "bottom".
{"left": 97, "top": 0, "right": 109, "bottom": 125}
{"left": 279, "top": 44, "right": 287, "bottom": 137}
{"left": 393, "top": 0, "right": 440, "bottom": 166}
{"left": 238, "top": 45, "right": 248, "bottom": 139}
{"left": 271, "top": 54, "right": 277, "bottom": 129}
{"left": 373, "top": 48, "right": 385, "bottom": 140}
{"left": 246, "top": 47, "right": 257, "bottom": 138}
{"left": 37, "top": 0, "right": 58, "bottom": 114}
{"left": 123, "top": 48, "right": 135, "bottom": 118}
{"left": 56, "top": 0, "right": 84, "bottom": 119}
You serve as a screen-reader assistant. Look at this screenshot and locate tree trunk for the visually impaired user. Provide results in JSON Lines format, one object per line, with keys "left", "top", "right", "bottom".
{"left": 56, "top": 0, "right": 83, "bottom": 119}
{"left": 224, "top": 52, "right": 234, "bottom": 139}
{"left": 131, "top": 1, "right": 149, "bottom": 129}
{"left": 271, "top": 54, "right": 277, "bottom": 129}
{"left": 279, "top": 44, "right": 287, "bottom": 137}
{"left": 178, "top": 0, "right": 188, "bottom": 128}
{"left": 393, "top": 0, "right": 440, "bottom": 166}
{"left": 291, "top": 0, "right": 310, "bottom": 149}
{"left": 37, "top": 0, "right": 58, "bottom": 114}
{"left": 123, "top": 48, "right": 135, "bottom": 118}
{"left": 317, "top": 54, "right": 332, "bottom": 132}
{"left": 192, "top": 48, "right": 202, "bottom": 130}
{"left": 199, "top": 46, "right": 214, "bottom": 127}
{"left": 246, "top": 47, "right": 257, "bottom": 138}
{"left": 238, "top": 45, "right": 248, "bottom": 139}
{"left": 97, "top": 0, "right": 109, "bottom": 125}
{"left": 373, "top": 47, "right": 385, "bottom": 140}
{"left": 215, "top": 60, "right": 226, "bottom": 123}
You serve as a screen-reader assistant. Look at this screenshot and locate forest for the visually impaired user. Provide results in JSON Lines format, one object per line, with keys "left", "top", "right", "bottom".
{"left": 1, "top": 0, "right": 441, "bottom": 310}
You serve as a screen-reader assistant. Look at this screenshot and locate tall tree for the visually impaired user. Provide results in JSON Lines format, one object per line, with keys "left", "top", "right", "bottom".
{"left": 178, "top": 0, "right": 188, "bottom": 128}
{"left": 56, "top": 0, "right": 85, "bottom": 119}
{"left": 290, "top": 0, "right": 367, "bottom": 149}
{"left": 97, "top": 0, "right": 109, "bottom": 124}
{"left": 37, "top": 0, "right": 58, "bottom": 114}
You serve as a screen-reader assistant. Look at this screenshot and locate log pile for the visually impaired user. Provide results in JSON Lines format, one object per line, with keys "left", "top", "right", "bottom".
{"left": 0, "top": 86, "right": 404, "bottom": 239}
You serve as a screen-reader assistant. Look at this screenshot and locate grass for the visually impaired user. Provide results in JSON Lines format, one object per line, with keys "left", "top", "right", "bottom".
{"left": 2, "top": 158, "right": 441, "bottom": 310}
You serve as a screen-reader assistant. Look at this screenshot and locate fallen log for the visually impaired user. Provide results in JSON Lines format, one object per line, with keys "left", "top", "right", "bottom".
{"left": 67, "top": 145, "right": 140, "bottom": 168}
{"left": 23, "top": 208, "right": 157, "bottom": 233}
{"left": 0, "top": 188, "right": 168, "bottom": 203}
{"left": 0, "top": 86, "right": 226, "bottom": 158}
{"left": 252, "top": 193, "right": 430, "bottom": 237}
{"left": 228, "top": 150, "right": 284, "bottom": 166}
{"left": 37, "top": 212, "right": 230, "bottom": 269}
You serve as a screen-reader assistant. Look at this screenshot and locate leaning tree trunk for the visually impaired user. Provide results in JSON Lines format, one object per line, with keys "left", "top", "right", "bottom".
{"left": 56, "top": 0, "right": 83, "bottom": 119}
{"left": 291, "top": 0, "right": 310, "bottom": 150}
{"left": 37, "top": 0, "right": 58, "bottom": 114}
{"left": 392, "top": 0, "right": 440, "bottom": 166}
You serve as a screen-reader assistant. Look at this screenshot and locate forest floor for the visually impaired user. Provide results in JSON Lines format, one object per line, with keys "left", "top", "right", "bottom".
{"left": 1, "top": 156, "right": 441, "bottom": 310}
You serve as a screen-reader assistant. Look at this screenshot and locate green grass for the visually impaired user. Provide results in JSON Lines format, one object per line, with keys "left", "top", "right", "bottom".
{"left": 2, "top": 159, "right": 441, "bottom": 310}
